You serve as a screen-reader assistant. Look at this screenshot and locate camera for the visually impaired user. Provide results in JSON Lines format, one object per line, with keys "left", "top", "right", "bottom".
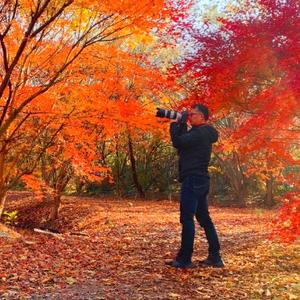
{"left": 156, "top": 108, "right": 188, "bottom": 123}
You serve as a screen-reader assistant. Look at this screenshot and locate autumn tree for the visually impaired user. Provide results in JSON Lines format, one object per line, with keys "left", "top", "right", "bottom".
{"left": 0, "top": 0, "right": 170, "bottom": 219}
{"left": 170, "top": 0, "right": 300, "bottom": 237}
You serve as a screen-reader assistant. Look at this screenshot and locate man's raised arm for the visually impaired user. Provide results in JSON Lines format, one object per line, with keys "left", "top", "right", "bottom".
{"left": 170, "top": 123, "right": 218, "bottom": 149}
{"left": 169, "top": 121, "right": 188, "bottom": 149}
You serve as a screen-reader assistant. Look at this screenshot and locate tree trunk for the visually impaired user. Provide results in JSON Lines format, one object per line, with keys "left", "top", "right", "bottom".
{"left": 48, "top": 192, "right": 61, "bottom": 222}
{"left": 75, "top": 178, "right": 85, "bottom": 194}
{"left": 215, "top": 152, "right": 248, "bottom": 207}
{"left": 0, "top": 146, "right": 7, "bottom": 220}
{"left": 46, "top": 162, "right": 71, "bottom": 222}
{"left": 127, "top": 132, "right": 145, "bottom": 198}
{"left": 115, "top": 141, "right": 122, "bottom": 197}
{"left": 236, "top": 184, "right": 247, "bottom": 207}
{"left": 265, "top": 175, "right": 274, "bottom": 207}
{"left": 0, "top": 190, "right": 7, "bottom": 220}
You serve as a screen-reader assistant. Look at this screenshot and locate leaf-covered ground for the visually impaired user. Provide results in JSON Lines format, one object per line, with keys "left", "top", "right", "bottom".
{"left": 0, "top": 196, "right": 299, "bottom": 299}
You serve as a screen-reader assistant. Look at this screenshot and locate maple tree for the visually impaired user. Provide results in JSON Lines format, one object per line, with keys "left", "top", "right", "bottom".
{"left": 169, "top": 0, "right": 300, "bottom": 239}
{"left": 27, "top": 38, "right": 178, "bottom": 220}
{"left": 0, "top": 0, "right": 172, "bottom": 219}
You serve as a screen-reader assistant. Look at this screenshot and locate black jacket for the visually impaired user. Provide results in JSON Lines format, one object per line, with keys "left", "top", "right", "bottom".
{"left": 170, "top": 122, "right": 219, "bottom": 183}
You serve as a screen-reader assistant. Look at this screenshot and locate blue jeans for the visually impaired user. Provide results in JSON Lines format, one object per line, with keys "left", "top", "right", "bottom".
{"left": 176, "top": 174, "right": 221, "bottom": 264}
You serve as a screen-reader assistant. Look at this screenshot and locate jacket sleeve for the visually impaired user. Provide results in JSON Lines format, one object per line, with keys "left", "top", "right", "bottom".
{"left": 170, "top": 123, "right": 214, "bottom": 149}
{"left": 169, "top": 122, "right": 190, "bottom": 149}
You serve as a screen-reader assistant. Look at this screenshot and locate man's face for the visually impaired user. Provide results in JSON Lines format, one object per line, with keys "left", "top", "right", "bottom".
{"left": 188, "top": 108, "right": 206, "bottom": 126}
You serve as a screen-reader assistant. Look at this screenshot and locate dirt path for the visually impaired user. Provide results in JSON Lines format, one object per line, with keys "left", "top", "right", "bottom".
{"left": 0, "top": 196, "right": 299, "bottom": 299}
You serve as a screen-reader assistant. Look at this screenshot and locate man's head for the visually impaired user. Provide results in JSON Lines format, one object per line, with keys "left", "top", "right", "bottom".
{"left": 188, "top": 104, "right": 209, "bottom": 126}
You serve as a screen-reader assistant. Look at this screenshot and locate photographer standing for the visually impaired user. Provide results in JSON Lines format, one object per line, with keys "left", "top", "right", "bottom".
{"left": 166, "top": 104, "right": 224, "bottom": 269}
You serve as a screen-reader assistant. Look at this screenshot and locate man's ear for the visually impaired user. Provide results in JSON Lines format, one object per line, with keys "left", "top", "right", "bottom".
{"left": 201, "top": 112, "right": 206, "bottom": 122}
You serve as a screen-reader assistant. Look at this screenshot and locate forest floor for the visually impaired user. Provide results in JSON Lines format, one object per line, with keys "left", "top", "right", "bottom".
{"left": 0, "top": 194, "right": 299, "bottom": 300}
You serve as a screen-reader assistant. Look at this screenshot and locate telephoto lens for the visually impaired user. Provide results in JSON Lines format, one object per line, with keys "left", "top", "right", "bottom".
{"left": 156, "top": 108, "right": 182, "bottom": 120}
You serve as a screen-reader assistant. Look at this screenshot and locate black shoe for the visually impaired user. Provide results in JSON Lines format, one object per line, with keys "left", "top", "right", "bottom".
{"left": 199, "top": 257, "right": 225, "bottom": 268}
{"left": 165, "top": 259, "right": 196, "bottom": 269}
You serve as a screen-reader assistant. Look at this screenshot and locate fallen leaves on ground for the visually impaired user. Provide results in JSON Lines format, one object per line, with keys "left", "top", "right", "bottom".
{"left": 0, "top": 195, "right": 299, "bottom": 299}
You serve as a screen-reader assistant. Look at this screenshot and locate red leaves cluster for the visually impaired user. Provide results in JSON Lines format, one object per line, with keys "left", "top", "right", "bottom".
{"left": 171, "top": 0, "right": 300, "bottom": 242}
{"left": 270, "top": 192, "right": 300, "bottom": 243}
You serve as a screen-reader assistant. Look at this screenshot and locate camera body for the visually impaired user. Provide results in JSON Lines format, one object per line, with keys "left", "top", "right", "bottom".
{"left": 156, "top": 108, "right": 188, "bottom": 124}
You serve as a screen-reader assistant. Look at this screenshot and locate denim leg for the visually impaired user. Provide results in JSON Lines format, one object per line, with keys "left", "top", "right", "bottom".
{"left": 194, "top": 176, "right": 221, "bottom": 258}
{"left": 176, "top": 176, "right": 198, "bottom": 264}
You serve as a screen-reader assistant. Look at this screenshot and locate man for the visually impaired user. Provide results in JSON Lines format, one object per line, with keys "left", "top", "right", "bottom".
{"left": 166, "top": 104, "right": 224, "bottom": 269}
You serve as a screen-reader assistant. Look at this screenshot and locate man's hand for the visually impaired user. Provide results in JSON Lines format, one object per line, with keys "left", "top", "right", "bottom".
{"left": 169, "top": 107, "right": 188, "bottom": 124}
{"left": 180, "top": 110, "right": 189, "bottom": 124}
{"left": 170, "top": 114, "right": 181, "bottom": 123}
{"left": 170, "top": 119, "right": 179, "bottom": 123}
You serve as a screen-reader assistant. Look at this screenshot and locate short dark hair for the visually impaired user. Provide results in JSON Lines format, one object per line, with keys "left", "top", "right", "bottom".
{"left": 191, "top": 104, "right": 209, "bottom": 120}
